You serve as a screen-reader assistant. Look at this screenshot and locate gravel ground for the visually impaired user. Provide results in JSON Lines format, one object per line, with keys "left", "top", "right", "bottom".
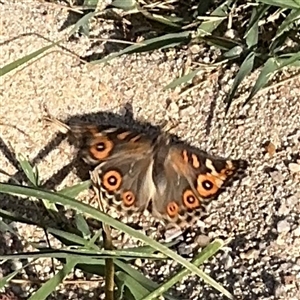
{"left": 1, "top": 1, "right": 300, "bottom": 300}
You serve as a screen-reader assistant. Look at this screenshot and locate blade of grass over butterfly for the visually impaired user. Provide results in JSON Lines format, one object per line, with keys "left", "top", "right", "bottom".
{"left": 244, "top": 52, "right": 300, "bottom": 105}
{"left": 225, "top": 52, "right": 256, "bottom": 113}
{"left": 257, "top": 0, "right": 300, "bottom": 9}
{"left": 141, "top": 239, "right": 226, "bottom": 300}
{"left": 28, "top": 223, "right": 107, "bottom": 300}
{"left": 0, "top": 183, "right": 232, "bottom": 298}
{"left": 46, "top": 227, "right": 100, "bottom": 249}
{"left": 91, "top": 32, "right": 191, "bottom": 64}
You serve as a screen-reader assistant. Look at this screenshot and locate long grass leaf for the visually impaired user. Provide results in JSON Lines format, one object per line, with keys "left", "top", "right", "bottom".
{"left": 141, "top": 239, "right": 225, "bottom": 300}
{"left": 0, "top": 40, "right": 62, "bottom": 77}
{"left": 165, "top": 69, "right": 201, "bottom": 89}
{"left": 245, "top": 52, "right": 300, "bottom": 104}
{"left": 273, "top": 9, "right": 300, "bottom": 41}
{"left": 257, "top": 0, "right": 300, "bottom": 9}
{"left": 225, "top": 52, "right": 256, "bottom": 112}
{"left": 245, "top": 4, "right": 268, "bottom": 47}
{"left": 58, "top": 180, "right": 91, "bottom": 198}
{"left": 28, "top": 259, "right": 77, "bottom": 300}
{"left": 0, "top": 183, "right": 231, "bottom": 297}
{"left": 197, "top": 0, "right": 234, "bottom": 36}
{"left": 117, "top": 271, "right": 151, "bottom": 299}
{"left": 91, "top": 32, "right": 191, "bottom": 64}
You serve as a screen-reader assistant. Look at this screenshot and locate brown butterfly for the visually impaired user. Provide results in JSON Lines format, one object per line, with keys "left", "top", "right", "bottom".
{"left": 46, "top": 118, "right": 248, "bottom": 229}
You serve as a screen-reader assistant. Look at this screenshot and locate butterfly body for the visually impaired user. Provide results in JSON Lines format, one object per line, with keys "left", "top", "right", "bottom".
{"left": 50, "top": 119, "right": 248, "bottom": 229}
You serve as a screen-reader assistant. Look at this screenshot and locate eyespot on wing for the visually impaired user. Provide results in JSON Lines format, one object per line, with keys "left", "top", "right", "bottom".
{"left": 89, "top": 136, "right": 114, "bottom": 160}
{"left": 102, "top": 170, "right": 122, "bottom": 192}
{"left": 182, "top": 189, "right": 200, "bottom": 209}
{"left": 196, "top": 174, "right": 220, "bottom": 198}
{"left": 166, "top": 201, "right": 180, "bottom": 218}
{"left": 122, "top": 190, "right": 136, "bottom": 207}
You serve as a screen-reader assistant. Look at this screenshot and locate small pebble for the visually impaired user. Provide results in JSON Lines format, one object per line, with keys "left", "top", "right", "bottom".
{"left": 288, "top": 163, "right": 300, "bottom": 173}
{"left": 277, "top": 219, "right": 291, "bottom": 233}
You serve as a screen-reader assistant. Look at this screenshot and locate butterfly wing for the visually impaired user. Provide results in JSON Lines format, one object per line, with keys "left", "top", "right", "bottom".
{"left": 151, "top": 140, "right": 248, "bottom": 227}
{"left": 71, "top": 125, "right": 157, "bottom": 213}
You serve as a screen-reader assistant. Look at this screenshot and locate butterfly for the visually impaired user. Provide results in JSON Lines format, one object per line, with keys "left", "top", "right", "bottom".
{"left": 46, "top": 118, "right": 248, "bottom": 229}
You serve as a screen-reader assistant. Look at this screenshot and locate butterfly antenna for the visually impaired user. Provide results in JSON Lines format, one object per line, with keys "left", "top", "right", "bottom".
{"left": 40, "top": 104, "right": 71, "bottom": 134}
{"left": 161, "top": 118, "right": 179, "bottom": 135}
{"left": 42, "top": 116, "right": 71, "bottom": 134}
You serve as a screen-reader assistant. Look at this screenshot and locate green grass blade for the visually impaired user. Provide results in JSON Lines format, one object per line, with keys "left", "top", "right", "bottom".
{"left": 115, "top": 260, "right": 177, "bottom": 300}
{"left": 0, "top": 183, "right": 231, "bottom": 297}
{"left": 117, "top": 271, "right": 151, "bottom": 299}
{"left": 75, "top": 213, "right": 92, "bottom": 239}
{"left": 164, "top": 69, "right": 201, "bottom": 89}
{"left": 111, "top": 0, "right": 137, "bottom": 10}
{"left": 138, "top": 7, "right": 182, "bottom": 28}
{"left": 0, "top": 207, "right": 40, "bottom": 226}
{"left": 91, "top": 32, "right": 191, "bottom": 64}
{"left": 16, "top": 154, "right": 58, "bottom": 212}
{"left": 273, "top": 9, "right": 300, "bottom": 41}
{"left": 17, "top": 154, "right": 40, "bottom": 186}
{"left": 141, "top": 239, "right": 226, "bottom": 300}
{"left": 0, "top": 270, "right": 20, "bottom": 289}
{"left": 245, "top": 4, "right": 268, "bottom": 47}
{"left": 69, "top": 12, "right": 97, "bottom": 37}
{"left": 245, "top": 52, "right": 300, "bottom": 104}
{"left": 0, "top": 218, "right": 19, "bottom": 235}
{"left": 0, "top": 248, "right": 165, "bottom": 260}
{"left": 83, "top": 0, "right": 99, "bottom": 8}
{"left": 46, "top": 227, "right": 98, "bottom": 249}
{"left": 28, "top": 259, "right": 77, "bottom": 300}
{"left": 199, "top": 35, "right": 241, "bottom": 51}
{"left": 0, "top": 261, "right": 32, "bottom": 289}
{"left": 257, "top": 0, "right": 300, "bottom": 9}
{"left": 225, "top": 52, "right": 256, "bottom": 113}
{"left": 0, "top": 40, "right": 62, "bottom": 77}
{"left": 58, "top": 180, "right": 91, "bottom": 198}
{"left": 197, "top": 0, "right": 234, "bottom": 36}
